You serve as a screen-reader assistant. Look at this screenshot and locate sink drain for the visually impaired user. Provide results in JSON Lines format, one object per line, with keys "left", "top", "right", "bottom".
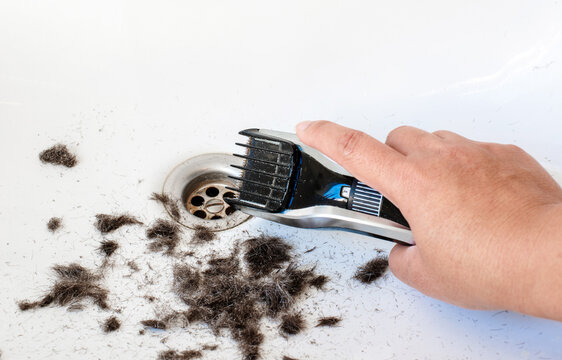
{"left": 162, "top": 153, "right": 251, "bottom": 231}
{"left": 186, "top": 182, "right": 235, "bottom": 220}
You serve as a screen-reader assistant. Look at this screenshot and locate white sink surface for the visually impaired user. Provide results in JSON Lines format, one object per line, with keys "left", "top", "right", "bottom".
{"left": 1, "top": 2, "right": 561, "bottom": 359}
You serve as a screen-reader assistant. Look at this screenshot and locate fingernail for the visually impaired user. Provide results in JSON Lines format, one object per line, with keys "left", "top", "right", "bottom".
{"left": 296, "top": 121, "right": 312, "bottom": 132}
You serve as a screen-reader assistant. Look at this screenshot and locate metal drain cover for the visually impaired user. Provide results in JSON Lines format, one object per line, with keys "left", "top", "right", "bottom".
{"left": 162, "top": 153, "right": 251, "bottom": 231}
{"left": 186, "top": 182, "right": 234, "bottom": 220}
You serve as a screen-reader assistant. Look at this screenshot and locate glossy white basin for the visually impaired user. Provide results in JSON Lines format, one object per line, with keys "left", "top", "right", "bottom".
{"left": 1, "top": 2, "right": 561, "bottom": 359}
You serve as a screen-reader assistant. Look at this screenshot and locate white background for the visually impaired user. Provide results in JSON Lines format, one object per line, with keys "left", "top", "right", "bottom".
{"left": 1, "top": 1, "right": 561, "bottom": 359}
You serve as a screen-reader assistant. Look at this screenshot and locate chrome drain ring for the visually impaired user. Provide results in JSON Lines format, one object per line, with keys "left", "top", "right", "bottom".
{"left": 162, "top": 153, "right": 250, "bottom": 231}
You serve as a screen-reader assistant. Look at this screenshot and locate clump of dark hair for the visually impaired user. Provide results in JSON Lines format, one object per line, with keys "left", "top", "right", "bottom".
{"left": 259, "top": 277, "right": 292, "bottom": 316}
{"left": 257, "top": 264, "right": 314, "bottom": 317}
{"left": 146, "top": 219, "right": 181, "bottom": 239}
{"left": 244, "top": 236, "right": 292, "bottom": 276}
{"left": 235, "top": 325, "right": 263, "bottom": 360}
{"left": 146, "top": 310, "right": 204, "bottom": 331}
{"left": 98, "top": 240, "right": 119, "bottom": 257}
{"left": 150, "top": 192, "right": 181, "bottom": 220}
{"left": 173, "top": 264, "right": 201, "bottom": 294}
{"left": 280, "top": 263, "right": 315, "bottom": 297}
{"left": 354, "top": 257, "right": 389, "bottom": 284}
{"left": 17, "top": 301, "right": 36, "bottom": 311}
{"left": 203, "top": 253, "right": 240, "bottom": 277}
{"left": 280, "top": 313, "right": 305, "bottom": 335}
{"left": 146, "top": 219, "right": 182, "bottom": 255}
{"left": 95, "top": 214, "right": 142, "bottom": 234}
{"left": 127, "top": 260, "right": 140, "bottom": 272}
{"left": 20, "top": 228, "right": 332, "bottom": 360}
{"left": 172, "top": 251, "right": 261, "bottom": 359}
{"left": 18, "top": 263, "right": 108, "bottom": 311}
{"left": 316, "top": 316, "right": 341, "bottom": 327}
{"left": 47, "top": 217, "right": 62, "bottom": 232}
{"left": 309, "top": 275, "right": 329, "bottom": 290}
{"left": 39, "top": 144, "right": 77, "bottom": 168}
{"left": 165, "top": 241, "right": 330, "bottom": 360}
{"left": 103, "top": 316, "right": 121, "bottom": 332}
{"left": 158, "top": 350, "right": 203, "bottom": 360}
{"left": 192, "top": 226, "right": 215, "bottom": 243}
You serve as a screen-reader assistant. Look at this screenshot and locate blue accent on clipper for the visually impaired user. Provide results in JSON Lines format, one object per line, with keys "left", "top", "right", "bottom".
{"left": 323, "top": 184, "right": 346, "bottom": 200}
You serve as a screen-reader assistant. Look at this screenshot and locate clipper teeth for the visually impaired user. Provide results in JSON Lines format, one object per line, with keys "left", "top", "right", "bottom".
{"left": 226, "top": 130, "right": 295, "bottom": 212}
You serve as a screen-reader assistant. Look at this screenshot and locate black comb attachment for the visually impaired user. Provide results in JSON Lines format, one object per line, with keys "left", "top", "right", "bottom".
{"left": 226, "top": 129, "right": 299, "bottom": 212}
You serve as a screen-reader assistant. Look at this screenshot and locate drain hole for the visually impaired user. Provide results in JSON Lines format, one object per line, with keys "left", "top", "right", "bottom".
{"left": 193, "top": 210, "right": 207, "bottom": 219}
{"left": 191, "top": 196, "right": 205, "bottom": 206}
{"left": 164, "top": 154, "right": 252, "bottom": 231}
{"left": 205, "top": 187, "right": 219, "bottom": 197}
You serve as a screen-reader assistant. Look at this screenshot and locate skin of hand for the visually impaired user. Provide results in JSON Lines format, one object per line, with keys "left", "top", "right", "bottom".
{"left": 296, "top": 120, "right": 562, "bottom": 321}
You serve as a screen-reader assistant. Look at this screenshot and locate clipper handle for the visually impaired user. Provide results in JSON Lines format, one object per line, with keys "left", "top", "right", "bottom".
{"left": 347, "top": 179, "right": 409, "bottom": 228}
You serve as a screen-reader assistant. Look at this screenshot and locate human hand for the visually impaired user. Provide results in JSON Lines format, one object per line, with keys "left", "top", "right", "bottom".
{"left": 296, "top": 121, "right": 562, "bottom": 320}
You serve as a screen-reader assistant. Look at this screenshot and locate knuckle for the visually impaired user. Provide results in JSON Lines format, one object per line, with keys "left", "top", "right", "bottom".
{"left": 339, "top": 129, "right": 365, "bottom": 156}
{"left": 386, "top": 125, "right": 412, "bottom": 143}
{"left": 482, "top": 142, "right": 523, "bottom": 156}
{"left": 505, "top": 144, "right": 524, "bottom": 154}
{"left": 480, "top": 142, "right": 502, "bottom": 153}
{"left": 439, "top": 143, "right": 471, "bottom": 161}
{"left": 432, "top": 129, "right": 451, "bottom": 138}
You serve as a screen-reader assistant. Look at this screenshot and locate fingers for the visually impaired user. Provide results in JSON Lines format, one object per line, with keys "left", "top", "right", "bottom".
{"left": 386, "top": 126, "right": 442, "bottom": 155}
{"left": 388, "top": 244, "right": 416, "bottom": 284}
{"left": 389, "top": 244, "right": 434, "bottom": 296}
{"left": 296, "top": 121, "right": 407, "bottom": 199}
{"left": 432, "top": 129, "right": 466, "bottom": 141}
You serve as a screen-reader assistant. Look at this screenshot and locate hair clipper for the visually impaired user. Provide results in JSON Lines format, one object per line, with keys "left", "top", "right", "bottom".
{"left": 225, "top": 128, "right": 413, "bottom": 245}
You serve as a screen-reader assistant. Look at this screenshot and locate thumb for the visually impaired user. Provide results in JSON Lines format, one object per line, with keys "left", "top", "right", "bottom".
{"left": 389, "top": 244, "right": 430, "bottom": 293}
{"left": 296, "top": 120, "right": 407, "bottom": 202}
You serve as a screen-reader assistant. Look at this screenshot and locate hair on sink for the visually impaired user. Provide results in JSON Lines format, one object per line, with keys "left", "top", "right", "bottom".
{"left": 18, "top": 263, "right": 109, "bottom": 311}
{"left": 280, "top": 313, "right": 305, "bottom": 335}
{"left": 157, "top": 349, "right": 202, "bottom": 360}
{"left": 150, "top": 192, "right": 181, "bottom": 220}
{"left": 47, "top": 217, "right": 62, "bottom": 232}
{"left": 98, "top": 240, "right": 119, "bottom": 257}
{"left": 146, "top": 219, "right": 182, "bottom": 255}
{"left": 244, "top": 236, "right": 292, "bottom": 276}
{"left": 95, "top": 214, "right": 142, "bottom": 234}
{"left": 39, "top": 144, "right": 77, "bottom": 168}
{"left": 192, "top": 225, "right": 215, "bottom": 243}
{"left": 354, "top": 257, "right": 389, "bottom": 284}
{"left": 103, "top": 316, "right": 121, "bottom": 332}
{"left": 316, "top": 316, "right": 341, "bottom": 327}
